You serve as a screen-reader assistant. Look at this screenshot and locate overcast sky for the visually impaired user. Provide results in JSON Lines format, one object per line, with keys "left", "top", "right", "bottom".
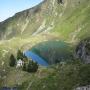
{"left": 0, "top": 0, "right": 43, "bottom": 22}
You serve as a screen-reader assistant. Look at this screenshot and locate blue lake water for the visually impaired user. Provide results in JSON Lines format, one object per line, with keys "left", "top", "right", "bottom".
{"left": 24, "top": 51, "right": 49, "bottom": 66}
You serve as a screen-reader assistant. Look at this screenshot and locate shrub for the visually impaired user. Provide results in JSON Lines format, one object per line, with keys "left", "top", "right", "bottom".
{"left": 79, "top": 64, "right": 90, "bottom": 86}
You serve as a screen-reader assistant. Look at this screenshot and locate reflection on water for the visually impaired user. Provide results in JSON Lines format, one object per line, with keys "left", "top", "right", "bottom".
{"left": 24, "top": 51, "right": 49, "bottom": 66}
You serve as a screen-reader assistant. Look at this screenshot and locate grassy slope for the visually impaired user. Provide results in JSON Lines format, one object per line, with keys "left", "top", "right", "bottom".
{"left": 52, "top": 0, "right": 90, "bottom": 42}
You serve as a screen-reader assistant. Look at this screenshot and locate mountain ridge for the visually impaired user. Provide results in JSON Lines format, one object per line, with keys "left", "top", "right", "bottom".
{"left": 0, "top": 0, "right": 90, "bottom": 42}
{"left": 0, "top": 0, "right": 68, "bottom": 40}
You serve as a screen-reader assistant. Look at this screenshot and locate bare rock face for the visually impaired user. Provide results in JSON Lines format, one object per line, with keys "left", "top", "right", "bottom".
{"left": 57, "top": 0, "right": 63, "bottom": 4}
{"left": 76, "top": 38, "right": 90, "bottom": 63}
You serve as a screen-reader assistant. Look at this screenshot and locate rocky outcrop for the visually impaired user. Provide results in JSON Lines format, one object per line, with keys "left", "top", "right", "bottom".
{"left": 76, "top": 37, "right": 90, "bottom": 63}
{"left": 75, "top": 85, "right": 90, "bottom": 90}
{"left": 57, "top": 0, "right": 63, "bottom": 4}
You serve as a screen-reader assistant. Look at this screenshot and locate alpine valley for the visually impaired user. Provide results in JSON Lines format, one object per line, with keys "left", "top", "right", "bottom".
{"left": 0, "top": 0, "right": 90, "bottom": 90}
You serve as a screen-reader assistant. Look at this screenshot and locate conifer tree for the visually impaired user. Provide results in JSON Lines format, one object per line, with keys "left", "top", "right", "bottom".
{"left": 27, "top": 60, "right": 38, "bottom": 73}
{"left": 22, "top": 63, "right": 27, "bottom": 71}
{"left": 17, "top": 50, "right": 24, "bottom": 60}
{"left": 9, "top": 54, "right": 16, "bottom": 67}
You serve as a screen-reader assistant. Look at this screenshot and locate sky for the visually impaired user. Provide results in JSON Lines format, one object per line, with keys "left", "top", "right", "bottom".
{"left": 0, "top": 0, "right": 43, "bottom": 22}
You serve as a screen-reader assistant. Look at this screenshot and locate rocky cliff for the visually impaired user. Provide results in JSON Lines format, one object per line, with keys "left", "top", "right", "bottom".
{"left": 76, "top": 37, "right": 90, "bottom": 63}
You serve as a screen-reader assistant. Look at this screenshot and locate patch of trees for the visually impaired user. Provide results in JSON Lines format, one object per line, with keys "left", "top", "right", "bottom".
{"left": 23, "top": 60, "right": 38, "bottom": 73}
{"left": 9, "top": 50, "right": 38, "bottom": 73}
{"left": 17, "top": 50, "right": 25, "bottom": 60}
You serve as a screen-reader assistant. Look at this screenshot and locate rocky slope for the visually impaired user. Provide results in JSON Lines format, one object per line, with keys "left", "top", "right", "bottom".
{"left": 0, "top": 0, "right": 90, "bottom": 41}
{"left": 76, "top": 37, "right": 90, "bottom": 63}
{"left": 0, "top": 0, "right": 60, "bottom": 40}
